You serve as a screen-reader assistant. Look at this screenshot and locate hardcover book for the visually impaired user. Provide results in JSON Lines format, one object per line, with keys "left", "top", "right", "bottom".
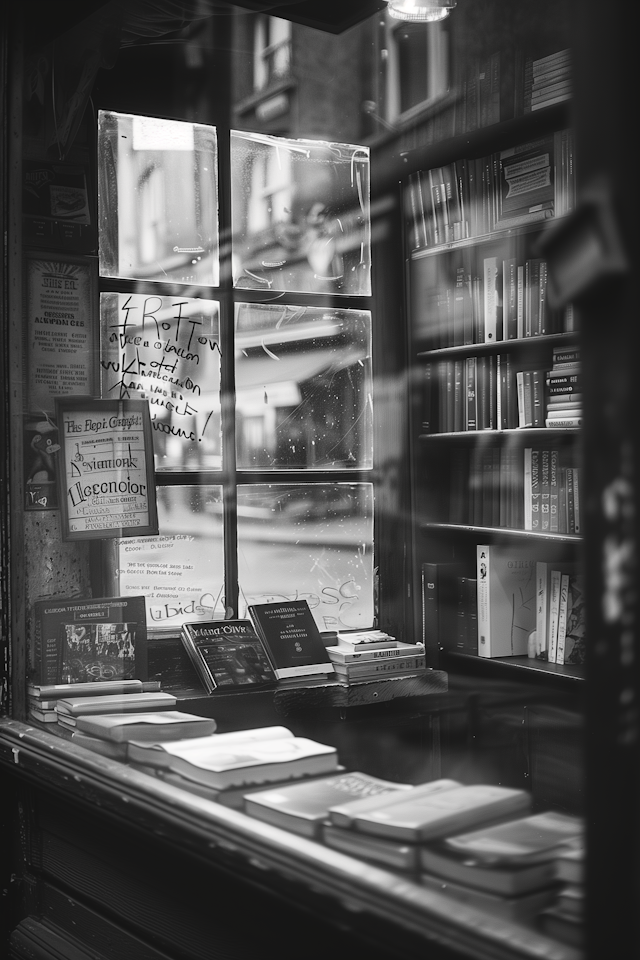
{"left": 247, "top": 600, "right": 334, "bottom": 680}
{"left": 420, "top": 844, "right": 559, "bottom": 897}
{"left": 328, "top": 777, "right": 458, "bottom": 829}
{"left": 180, "top": 619, "right": 276, "bottom": 694}
{"left": 74, "top": 710, "right": 217, "bottom": 743}
{"left": 56, "top": 690, "right": 177, "bottom": 717}
{"left": 31, "top": 595, "right": 148, "bottom": 686}
{"left": 326, "top": 640, "right": 421, "bottom": 664}
{"left": 322, "top": 822, "right": 420, "bottom": 872}
{"left": 352, "top": 783, "right": 531, "bottom": 843}
{"left": 331, "top": 653, "right": 426, "bottom": 681}
{"left": 442, "top": 810, "right": 583, "bottom": 864}
{"left": 476, "top": 544, "right": 537, "bottom": 657}
{"left": 244, "top": 771, "right": 408, "bottom": 838}
{"left": 419, "top": 871, "right": 557, "bottom": 921}
{"left": 127, "top": 730, "right": 339, "bottom": 790}
{"left": 27, "top": 679, "right": 159, "bottom": 701}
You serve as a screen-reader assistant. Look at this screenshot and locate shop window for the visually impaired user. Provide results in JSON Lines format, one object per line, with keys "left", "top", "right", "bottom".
{"left": 98, "top": 113, "right": 374, "bottom": 635}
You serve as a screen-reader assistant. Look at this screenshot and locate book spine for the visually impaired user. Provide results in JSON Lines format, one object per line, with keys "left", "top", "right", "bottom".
{"left": 549, "top": 449, "right": 559, "bottom": 533}
{"left": 530, "top": 448, "right": 540, "bottom": 531}
{"left": 476, "top": 546, "right": 490, "bottom": 658}
{"left": 547, "top": 569, "right": 562, "bottom": 663}
{"left": 535, "top": 561, "right": 549, "bottom": 659}
{"left": 540, "top": 448, "right": 550, "bottom": 532}
{"left": 555, "top": 573, "right": 571, "bottom": 664}
{"left": 532, "top": 369, "right": 545, "bottom": 427}
{"left": 483, "top": 256, "right": 499, "bottom": 342}
{"left": 465, "top": 357, "right": 477, "bottom": 430}
{"left": 523, "top": 447, "right": 533, "bottom": 531}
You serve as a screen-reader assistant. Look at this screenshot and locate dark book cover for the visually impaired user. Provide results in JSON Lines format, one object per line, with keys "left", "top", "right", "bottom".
{"left": 422, "top": 562, "right": 468, "bottom": 658}
{"left": 248, "top": 600, "right": 334, "bottom": 679}
{"left": 181, "top": 619, "right": 276, "bottom": 694}
{"left": 31, "top": 595, "right": 147, "bottom": 686}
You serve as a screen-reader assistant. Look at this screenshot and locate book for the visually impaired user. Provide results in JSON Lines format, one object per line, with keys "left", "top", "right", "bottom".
{"left": 153, "top": 767, "right": 346, "bottom": 809}
{"left": 557, "top": 573, "right": 586, "bottom": 665}
{"left": 483, "top": 256, "right": 499, "bottom": 342}
{"left": 555, "top": 573, "right": 571, "bottom": 664}
{"left": 31, "top": 595, "right": 148, "bottom": 686}
{"left": 56, "top": 690, "right": 178, "bottom": 717}
{"left": 419, "top": 842, "right": 558, "bottom": 898}
{"left": 476, "top": 544, "right": 537, "bottom": 657}
{"left": 335, "top": 630, "right": 397, "bottom": 650}
{"left": 351, "top": 783, "right": 531, "bottom": 843}
{"left": 326, "top": 640, "right": 422, "bottom": 664}
{"left": 70, "top": 730, "right": 130, "bottom": 758}
{"left": 127, "top": 730, "right": 339, "bottom": 790}
{"left": 328, "top": 777, "right": 459, "bottom": 829}
{"left": 442, "top": 809, "right": 584, "bottom": 864}
{"left": 534, "top": 561, "right": 550, "bottom": 659}
{"left": 331, "top": 654, "right": 426, "bottom": 682}
{"left": 547, "top": 568, "right": 563, "bottom": 663}
{"left": 421, "top": 562, "right": 467, "bottom": 657}
{"left": 27, "top": 679, "right": 160, "bottom": 701}
{"left": 419, "top": 872, "right": 558, "bottom": 922}
{"left": 243, "top": 771, "right": 409, "bottom": 838}
{"left": 28, "top": 706, "right": 59, "bottom": 723}
{"left": 247, "top": 600, "right": 334, "bottom": 680}
{"left": 322, "top": 822, "right": 421, "bottom": 871}
{"left": 180, "top": 619, "right": 276, "bottom": 694}
{"left": 74, "top": 710, "right": 218, "bottom": 743}
{"left": 555, "top": 845, "right": 585, "bottom": 885}
{"left": 540, "top": 448, "right": 550, "bottom": 531}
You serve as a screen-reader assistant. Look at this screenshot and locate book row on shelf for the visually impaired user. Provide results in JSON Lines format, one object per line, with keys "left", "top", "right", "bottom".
{"left": 406, "top": 128, "right": 575, "bottom": 252}
{"left": 447, "top": 444, "right": 581, "bottom": 534}
{"left": 423, "top": 352, "right": 581, "bottom": 433}
{"left": 418, "top": 254, "right": 575, "bottom": 348}
{"left": 23, "top": 677, "right": 585, "bottom": 951}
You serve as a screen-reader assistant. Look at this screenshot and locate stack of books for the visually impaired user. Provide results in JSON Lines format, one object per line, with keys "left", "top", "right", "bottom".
{"left": 27, "top": 678, "right": 162, "bottom": 725}
{"left": 539, "top": 844, "right": 586, "bottom": 947}
{"left": 527, "top": 49, "right": 572, "bottom": 112}
{"left": 70, "top": 711, "right": 219, "bottom": 759}
{"left": 545, "top": 344, "right": 581, "bottom": 428}
{"left": 419, "top": 809, "right": 584, "bottom": 924}
{"left": 325, "top": 631, "right": 426, "bottom": 685}
{"left": 55, "top": 690, "right": 179, "bottom": 730}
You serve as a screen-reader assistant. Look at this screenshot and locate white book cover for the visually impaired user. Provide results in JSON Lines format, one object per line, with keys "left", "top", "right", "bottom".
{"left": 476, "top": 544, "right": 537, "bottom": 657}
{"left": 483, "top": 256, "right": 498, "bottom": 343}
{"left": 547, "top": 569, "right": 563, "bottom": 663}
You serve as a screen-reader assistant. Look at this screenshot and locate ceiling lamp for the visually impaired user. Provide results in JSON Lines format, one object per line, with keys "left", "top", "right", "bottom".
{"left": 387, "top": 0, "right": 456, "bottom": 21}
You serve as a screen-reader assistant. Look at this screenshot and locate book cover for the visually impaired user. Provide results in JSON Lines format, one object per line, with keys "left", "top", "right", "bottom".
{"left": 336, "top": 630, "right": 397, "bottom": 651}
{"left": 443, "top": 809, "right": 583, "bottom": 864}
{"left": 421, "top": 562, "right": 467, "bottom": 657}
{"left": 55, "top": 690, "right": 177, "bottom": 717}
{"left": 558, "top": 574, "right": 586, "bottom": 665}
{"left": 322, "top": 822, "right": 420, "bottom": 872}
{"left": 243, "top": 771, "right": 408, "bottom": 839}
{"left": 476, "top": 544, "right": 537, "bottom": 657}
{"left": 247, "top": 600, "right": 334, "bottom": 680}
{"left": 128, "top": 732, "right": 339, "bottom": 790}
{"left": 419, "top": 845, "right": 558, "bottom": 898}
{"left": 352, "top": 783, "right": 531, "bottom": 843}
{"left": 328, "top": 778, "right": 460, "bottom": 830}
{"left": 31, "top": 595, "right": 148, "bottom": 687}
{"left": 180, "top": 619, "right": 276, "bottom": 694}
{"left": 74, "top": 710, "right": 217, "bottom": 743}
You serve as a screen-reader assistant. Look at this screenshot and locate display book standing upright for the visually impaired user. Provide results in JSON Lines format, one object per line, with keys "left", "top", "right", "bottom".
{"left": 407, "top": 110, "right": 583, "bottom": 671}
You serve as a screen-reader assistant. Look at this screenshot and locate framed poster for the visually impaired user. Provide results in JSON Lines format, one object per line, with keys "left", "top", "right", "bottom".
{"left": 25, "top": 252, "right": 98, "bottom": 414}
{"left": 55, "top": 397, "right": 158, "bottom": 541}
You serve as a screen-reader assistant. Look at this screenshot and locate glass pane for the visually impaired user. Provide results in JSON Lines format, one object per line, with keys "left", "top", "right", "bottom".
{"left": 100, "top": 292, "right": 221, "bottom": 471}
{"left": 235, "top": 303, "right": 372, "bottom": 469}
{"left": 237, "top": 483, "right": 374, "bottom": 631}
{"left": 98, "top": 111, "right": 219, "bottom": 286}
{"left": 231, "top": 130, "right": 371, "bottom": 296}
{"left": 114, "top": 485, "right": 224, "bottom": 632}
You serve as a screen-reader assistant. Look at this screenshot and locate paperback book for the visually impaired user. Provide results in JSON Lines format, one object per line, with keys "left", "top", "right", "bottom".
{"left": 55, "top": 690, "right": 178, "bottom": 717}
{"left": 243, "top": 771, "right": 408, "bottom": 838}
{"left": 180, "top": 619, "right": 276, "bottom": 694}
{"left": 476, "top": 544, "right": 537, "bottom": 657}
{"left": 248, "top": 600, "right": 334, "bottom": 680}
{"left": 322, "top": 822, "right": 421, "bottom": 872}
{"left": 74, "top": 710, "right": 218, "bottom": 743}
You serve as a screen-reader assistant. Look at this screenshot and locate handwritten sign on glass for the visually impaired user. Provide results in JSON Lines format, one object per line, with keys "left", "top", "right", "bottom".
{"left": 100, "top": 293, "right": 221, "bottom": 470}
{"left": 55, "top": 397, "right": 158, "bottom": 541}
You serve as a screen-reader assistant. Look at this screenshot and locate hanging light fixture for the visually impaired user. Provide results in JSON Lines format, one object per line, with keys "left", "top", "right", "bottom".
{"left": 387, "top": 0, "right": 456, "bottom": 21}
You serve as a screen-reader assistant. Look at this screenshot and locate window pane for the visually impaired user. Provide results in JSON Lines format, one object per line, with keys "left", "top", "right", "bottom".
{"left": 231, "top": 130, "right": 371, "bottom": 296}
{"left": 237, "top": 483, "right": 374, "bottom": 631}
{"left": 114, "top": 485, "right": 224, "bottom": 632}
{"left": 100, "top": 292, "right": 221, "bottom": 471}
{"left": 235, "top": 303, "right": 372, "bottom": 469}
{"left": 98, "top": 111, "right": 219, "bottom": 286}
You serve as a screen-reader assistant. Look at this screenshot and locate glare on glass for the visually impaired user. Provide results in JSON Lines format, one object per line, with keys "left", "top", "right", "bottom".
{"left": 237, "top": 483, "right": 374, "bottom": 632}
{"left": 235, "top": 303, "right": 373, "bottom": 470}
{"left": 231, "top": 130, "right": 371, "bottom": 296}
{"left": 98, "top": 111, "right": 219, "bottom": 286}
{"left": 115, "top": 485, "right": 225, "bottom": 632}
{"left": 100, "top": 292, "right": 222, "bottom": 471}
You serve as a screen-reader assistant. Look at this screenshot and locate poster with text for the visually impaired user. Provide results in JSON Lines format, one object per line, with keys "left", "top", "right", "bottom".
{"left": 26, "top": 254, "right": 97, "bottom": 414}
{"left": 55, "top": 397, "right": 158, "bottom": 541}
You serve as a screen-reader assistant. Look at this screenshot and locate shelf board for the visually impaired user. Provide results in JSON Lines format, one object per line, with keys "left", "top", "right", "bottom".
{"left": 416, "top": 331, "right": 577, "bottom": 360}
{"left": 421, "top": 521, "right": 581, "bottom": 543}
{"left": 419, "top": 427, "right": 580, "bottom": 441}
{"left": 441, "top": 651, "right": 585, "bottom": 688}
{"left": 410, "top": 216, "right": 567, "bottom": 260}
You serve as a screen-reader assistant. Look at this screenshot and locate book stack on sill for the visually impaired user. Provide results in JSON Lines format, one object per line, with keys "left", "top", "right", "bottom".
{"left": 539, "top": 845, "right": 586, "bottom": 948}
{"left": 27, "top": 678, "right": 164, "bottom": 725}
{"left": 241, "top": 773, "right": 584, "bottom": 932}
{"left": 325, "top": 631, "right": 426, "bottom": 685}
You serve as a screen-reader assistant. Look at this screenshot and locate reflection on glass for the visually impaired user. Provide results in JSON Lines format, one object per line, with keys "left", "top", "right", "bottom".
{"left": 100, "top": 293, "right": 222, "bottom": 471}
{"left": 231, "top": 130, "right": 371, "bottom": 296}
{"left": 235, "top": 303, "right": 372, "bottom": 469}
{"left": 98, "top": 111, "right": 219, "bottom": 286}
{"left": 115, "top": 485, "right": 224, "bottom": 632}
{"left": 237, "top": 483, "right": 374, "bottom": 631}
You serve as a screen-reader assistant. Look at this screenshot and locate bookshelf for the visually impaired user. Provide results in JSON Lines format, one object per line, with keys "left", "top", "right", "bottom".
{"left": 405, "top": 109, "right": 583, "bottom": 694}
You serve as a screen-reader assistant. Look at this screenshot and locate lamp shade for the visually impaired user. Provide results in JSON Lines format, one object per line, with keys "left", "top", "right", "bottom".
{"left": 387, "top": 0, "right": 456, "bottom": 21}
